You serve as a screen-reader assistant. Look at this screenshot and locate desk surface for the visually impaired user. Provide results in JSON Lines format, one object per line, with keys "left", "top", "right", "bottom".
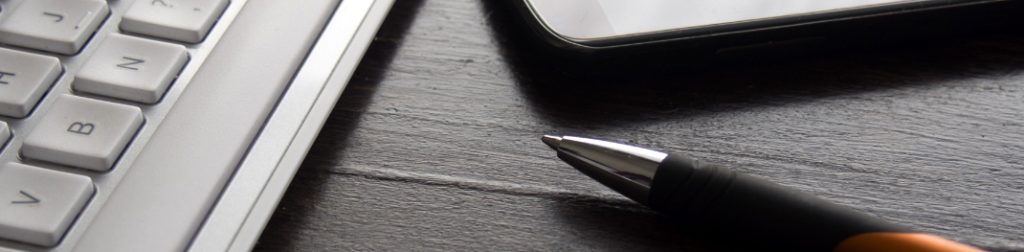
{"left": 253, "top": 0, "right": 1024, "bottom": 251}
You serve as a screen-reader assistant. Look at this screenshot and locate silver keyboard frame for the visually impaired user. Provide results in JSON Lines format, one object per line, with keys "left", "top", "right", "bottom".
{"left": 0, "top": 0, "right": 395, "bottom": 250}
{"left": 193, "top": 0, "right": 394, "bottom": 251}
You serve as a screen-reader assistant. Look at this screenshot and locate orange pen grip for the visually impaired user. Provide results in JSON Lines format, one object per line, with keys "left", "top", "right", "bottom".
{"left": 834, "top": 232, "right": 985, "bottom": 252}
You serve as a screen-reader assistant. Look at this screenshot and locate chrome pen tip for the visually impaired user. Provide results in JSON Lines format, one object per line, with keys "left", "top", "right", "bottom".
{"left": 541, "top": 135, "right": 562, "bottom": 150}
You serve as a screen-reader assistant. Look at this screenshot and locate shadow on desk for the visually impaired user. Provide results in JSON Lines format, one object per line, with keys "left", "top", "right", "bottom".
{"left": 253, "top": 0, "right": 425, "bottom": 249}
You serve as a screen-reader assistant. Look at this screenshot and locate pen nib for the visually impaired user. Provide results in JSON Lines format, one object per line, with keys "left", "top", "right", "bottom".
{"left": 541, "top": 135, "right": 562, "bottom": 150}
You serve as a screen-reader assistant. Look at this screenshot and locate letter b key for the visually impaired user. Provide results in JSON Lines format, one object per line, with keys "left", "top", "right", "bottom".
{"left": 67, "top": 122, "right": 96, "bottom": 135}
{"left": 22, "top": 95, "right": 143, "bottom": 171}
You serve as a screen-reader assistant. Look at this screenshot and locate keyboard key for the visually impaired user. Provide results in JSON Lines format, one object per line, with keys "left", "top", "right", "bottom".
{"left": 0, "top": 47, "right": 62, "bottom": 118}
{"left": 0, "top": 0, "right": 109, "bottom": 54}
{"left": 121, "top": 0, "right": 229, "bottom": 43}
{"left": 21, "top": 95, "right": 143, "bottom": 171}
{"left": 0, "top": 121, "right": 9, "bottom": 145}
{"left": 0, "top": 163, "right": 94, "bottom": 247}
{"left": 74, "top": 34, "right": 188, "bottom": 103}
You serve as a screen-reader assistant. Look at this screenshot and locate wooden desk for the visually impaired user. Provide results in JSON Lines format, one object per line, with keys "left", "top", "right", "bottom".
{"left": 254, "top": 0, "right": 1024, "bottom": 250}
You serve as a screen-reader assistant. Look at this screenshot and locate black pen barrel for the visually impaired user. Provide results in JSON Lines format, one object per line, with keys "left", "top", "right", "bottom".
{"left": 648, "top": 154, "right": 911, "bottom": 251}
{"left": 545, "top": 135, "right": 982, "bottom": 251}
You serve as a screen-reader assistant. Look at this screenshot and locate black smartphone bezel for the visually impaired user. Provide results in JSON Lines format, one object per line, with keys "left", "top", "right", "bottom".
{"left": 511, "top": 0, "right": 1024, "bottom": 60}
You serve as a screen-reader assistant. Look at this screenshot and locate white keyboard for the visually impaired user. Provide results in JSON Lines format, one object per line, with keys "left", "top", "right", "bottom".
{"left": 0, "top": 0, "right": 394, "bottom": 251}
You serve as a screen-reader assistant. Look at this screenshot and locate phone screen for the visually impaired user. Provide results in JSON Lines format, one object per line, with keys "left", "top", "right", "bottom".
{"left": 599, "top": 0, "right": 913, "bottom": 35}
{"left": 527, "top": 0, "right": 964, "bottom": 44}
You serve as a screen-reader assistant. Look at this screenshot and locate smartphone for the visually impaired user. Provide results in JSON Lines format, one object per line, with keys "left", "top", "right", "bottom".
{"left": 513, "top": 0, "right": 1024, "bottom": 58}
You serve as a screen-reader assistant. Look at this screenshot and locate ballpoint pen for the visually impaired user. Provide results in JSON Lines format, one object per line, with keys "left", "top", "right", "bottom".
{"left": 542, "top": 135, "right": 983, "bottom": 252}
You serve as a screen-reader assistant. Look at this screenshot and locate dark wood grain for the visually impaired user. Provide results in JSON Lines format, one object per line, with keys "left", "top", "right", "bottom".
{"left": 255, "top": 0, "right": 1024, "bottom": 251}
